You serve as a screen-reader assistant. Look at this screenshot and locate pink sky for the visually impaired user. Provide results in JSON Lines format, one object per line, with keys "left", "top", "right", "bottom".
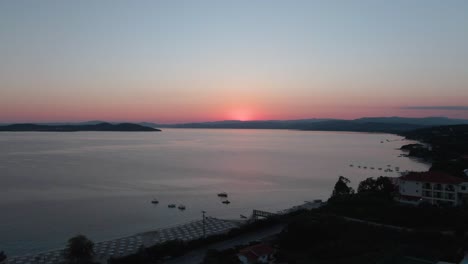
{"left": 2, "top": 94, "right": 468, "bottom": 123}
{"left": 1, "top": 1, "right": 468, "bottom": 123}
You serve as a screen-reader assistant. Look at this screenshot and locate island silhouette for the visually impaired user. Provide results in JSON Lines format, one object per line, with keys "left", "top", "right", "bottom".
{"left": 0, "top": 122, "right": 160, "bottom": 132}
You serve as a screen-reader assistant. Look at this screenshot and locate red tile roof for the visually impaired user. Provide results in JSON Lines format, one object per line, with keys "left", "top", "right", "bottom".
{"left": 239, "top": 251, "right": 258, "bottom": 263}
{"left": 400, "top": 171, "right": 467, "bottom": 184}
{"left": 239, "top": 244, "right": 275, "bottom": 262}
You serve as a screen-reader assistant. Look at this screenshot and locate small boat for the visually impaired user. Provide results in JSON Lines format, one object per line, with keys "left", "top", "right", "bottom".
{"left": 358, "top": 166, "right": 361, "bottom": 168}
{"left": 178, "top": 204, "right": 186, "bottom": 210}
{"left": 168, "top": 204, "right": 176, "bottom": 208}
{"left": 349, "top": 164, "right": 354, "bottom": 167}
{"left": 363, "top": 167, "right": 367, "bottom": 169}
{"left": 217, "top": 192, "right": 228, "bottom": 197}
{"left": 378, "top": 168, "right": 382, "bottom": 170}
{"left": 370, "top": 167, "right": 375, "bottom": 170}
{"left": 151, "top": 198, "right": 159, "bottom": 204}
{"left": 240, "top": 214, "right": 247, "bottom": 219}
{"left": 222, "top": 200, "right": 231, "bottom": 204}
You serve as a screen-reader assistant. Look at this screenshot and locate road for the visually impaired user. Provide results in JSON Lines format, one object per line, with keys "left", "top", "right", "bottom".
{"left": 163, "top": 224, "right": 286, "bottom": 264}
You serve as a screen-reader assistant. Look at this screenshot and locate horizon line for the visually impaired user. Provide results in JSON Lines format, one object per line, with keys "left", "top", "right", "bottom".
{"left": 1, "top": 115, "right": 467, "bottom": 125}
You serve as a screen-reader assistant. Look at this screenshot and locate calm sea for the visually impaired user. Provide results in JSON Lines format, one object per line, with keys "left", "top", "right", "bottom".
{"left": 0, "top": 129, "right": 429, "bottom": 256}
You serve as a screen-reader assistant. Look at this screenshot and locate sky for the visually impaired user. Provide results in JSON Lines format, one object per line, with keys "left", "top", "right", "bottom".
{"left": 1, "top": 0, "right": 468, "bottom": 123}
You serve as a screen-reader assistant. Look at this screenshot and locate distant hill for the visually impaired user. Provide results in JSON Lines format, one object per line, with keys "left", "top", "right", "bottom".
{"left": 288, "top": 120, "right": 425, "bottom": 133}
{"left": 0, "top": 122, "right": 161, "bottom": 132}
{"left": 145, "top": 117, "right": 468, "bottom": 133}
{"left": 403, "top": 124, "right": 468, "bottom": 143}
{"left": 2, "top": 117, "right": 467, "bottom": 134}
{"left": 354, "top": 117, "right": 468, "bottom": 126}
{"left": 150, "top": 119, "right": 334, "bottom": 129}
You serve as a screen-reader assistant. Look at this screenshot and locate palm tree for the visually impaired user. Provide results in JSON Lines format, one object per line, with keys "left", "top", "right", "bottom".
{"left": 63, "top": 235, "right": 95, "bottom": 264}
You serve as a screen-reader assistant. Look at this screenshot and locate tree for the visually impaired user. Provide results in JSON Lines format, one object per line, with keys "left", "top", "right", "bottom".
{"left": 331, "top": 176, "right": 354, "bottom": 197}
{"left": 0, "top": 251, "right": 6, "bottom": 263}
{"left": 63, "top": 235, "right": 95, "bottom": 264}
{"left": 357, "top": 177, "right": 377, "bottom": 193}
{"left": 375, "top": 176, "right": 396, "bottom": 197}
{"left": 357, "top": 176, "right": 396, "bottom": 200}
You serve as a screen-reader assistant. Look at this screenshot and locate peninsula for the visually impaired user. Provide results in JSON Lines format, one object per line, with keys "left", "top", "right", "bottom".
{"left": 0, "top": 122, "right": 161, "bottom": 132}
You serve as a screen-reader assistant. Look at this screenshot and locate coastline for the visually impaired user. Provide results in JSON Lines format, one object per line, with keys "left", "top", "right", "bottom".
{"left": 4, "top": 201, "right": 322, "bottom": 264}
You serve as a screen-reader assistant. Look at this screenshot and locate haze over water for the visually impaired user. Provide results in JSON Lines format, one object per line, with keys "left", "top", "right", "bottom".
{"left": 0, "top": 129, "right": 429, "bottom": 256}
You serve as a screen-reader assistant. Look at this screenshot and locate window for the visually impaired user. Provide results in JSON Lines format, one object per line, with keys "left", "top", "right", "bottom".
{"left": 462, "top": 186, "right": 467, "bottom": 191}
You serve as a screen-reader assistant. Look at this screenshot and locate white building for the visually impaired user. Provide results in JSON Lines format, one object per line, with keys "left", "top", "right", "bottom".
{"left": 398, "top": 171, "right": 468, "bottom": 206}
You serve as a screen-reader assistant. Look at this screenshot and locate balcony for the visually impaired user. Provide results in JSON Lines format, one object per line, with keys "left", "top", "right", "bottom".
{"left": 445, "top": 186, "right": 455, "bottom": 192}
{"left": 444, "top": 194, "right": 455, "bottom": 200}
{"left": 422, "top": 191, "right": 433, "bottom": 198}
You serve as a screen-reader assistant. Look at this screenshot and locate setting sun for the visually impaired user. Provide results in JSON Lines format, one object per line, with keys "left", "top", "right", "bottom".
{"left": 229, "top": 109, "right": 254, "bottom": 121}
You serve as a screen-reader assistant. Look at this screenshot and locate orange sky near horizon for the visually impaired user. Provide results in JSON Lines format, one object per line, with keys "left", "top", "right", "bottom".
{"left": 1, "top": 1, "right": 468, "bottom": 123}
{"left": 2, "top": 92, "right": 468, "bottom": 123}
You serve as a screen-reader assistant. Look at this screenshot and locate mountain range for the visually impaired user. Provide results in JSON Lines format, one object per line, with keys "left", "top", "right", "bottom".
{"left": 2, "top": 117, "right": 468, "bottom": 134}
{"left": 148, "top": 117, "right": 468, "bottom": 133}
